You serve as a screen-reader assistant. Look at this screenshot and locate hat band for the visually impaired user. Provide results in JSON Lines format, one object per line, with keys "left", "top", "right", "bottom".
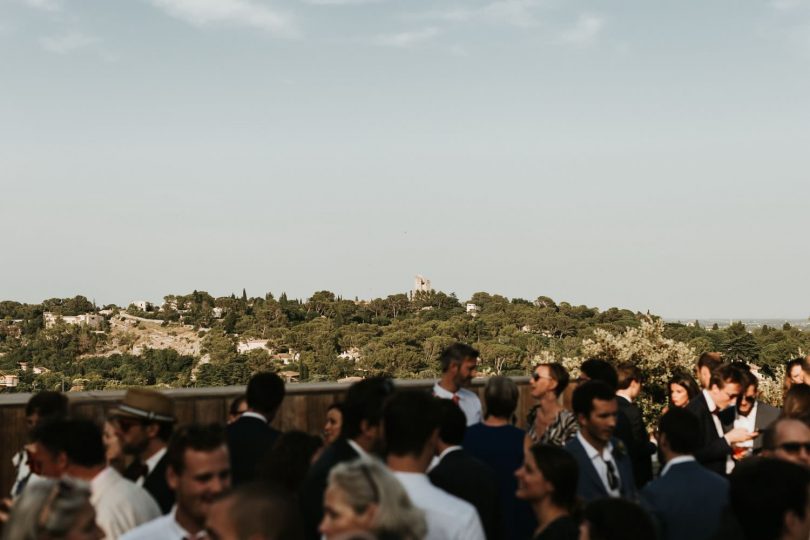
{"left": 118, "top": 404, "right": 174, "bottom": 423}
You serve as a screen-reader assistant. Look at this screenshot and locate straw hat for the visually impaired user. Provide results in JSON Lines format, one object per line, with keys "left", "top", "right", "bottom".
{"left": 111, "top": 388, "right": 175, "bottom": 423}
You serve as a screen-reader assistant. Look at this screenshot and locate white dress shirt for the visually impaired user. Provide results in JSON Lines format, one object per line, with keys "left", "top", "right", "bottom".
{"left": 702, "top": 390, "right": 734, "bottom": 474}
{"left": 120, "top": 506, "right": 207, "bottom": 540}
{"left": 393, "top": 471, "right": 485, "bottom": 540}
{"left": 136, "top": 447, "right": 167, "bottom": 487}
{"left": 432, "top": 382, "right": 482, "bottom": 426}
{"left": 346, "top": 439, "right": 372, "bottom": 461}
{"left": 734, "top": 402, "right": 758, "bottom": 450}
{"left": 576, "top": 431, "right": 621, "bottom": 497}
{"left": 89, "top": 467, "right": 161, "bottom": 539}
{"left": 240, "top": 411, "right": 268, "bottom": 423}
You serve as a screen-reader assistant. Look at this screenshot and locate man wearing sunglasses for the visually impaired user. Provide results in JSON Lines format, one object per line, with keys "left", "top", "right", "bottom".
{"left": 112, "top": 389, "right": 176, "bottom": 514}
{"left": 733, "top": 369, "right": 781, "bottom": 455}
{"left": 762, "top": 417, "right": 810, "bottom": 467}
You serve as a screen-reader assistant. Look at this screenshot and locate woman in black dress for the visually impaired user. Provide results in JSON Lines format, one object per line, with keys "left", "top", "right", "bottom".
{"left": 515, "top": 443, "right": 579, "bottom": 540}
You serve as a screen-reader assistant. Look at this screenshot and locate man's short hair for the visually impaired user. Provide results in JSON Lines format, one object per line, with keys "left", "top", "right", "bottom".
{"left": 246, "top": 372, "right": 285, "bottom": 417}
{"left": 730, "top": 458, "right": 810, "bottom": 540}
{"left": 166, "top": 424, "right": 227, "bottom": 475}
{"left": 708, "top": 364, "right": 746, "bottom": 389}
{"left": 439, "top": 343, "right": 479, "bottom": 373}
{"left": 697, "top": 352, "right": 723, "bottom": 371}
{"left": 572, "top": 380, "right": 616, "bottom": 418}
{"left": 341, "top": 377, "right": 395, "bottom": 440}
{"left": 383, "top": 390, "right": 441, "bottom": 457}
{"left": 436, "top": 399, "right": 466, "bottom": 446}
{"left": 580, "top": 359, "right": 618, "bottom": 391}
{"left": 658, "top": 408, "right": 700, "bottom": 454}
{"left": 616, "top": 363, "right": 642, "bottom": 391}
{"left": 25, "top": 391, "right": 68, "bottom": 419}
{"left": 529, "top": 444, "right": 578, "bottom": 510}
{"left": 762, "top": 417, "right": 807, "bottom": 451}
{"left": 221, "top": 483, "right": 304, "bottom": 540}
{"left": 31, "top": 418, "right": 105, "bottom": 468}
{"left": 483, "top": 376, "right": 519, "bottom": 418}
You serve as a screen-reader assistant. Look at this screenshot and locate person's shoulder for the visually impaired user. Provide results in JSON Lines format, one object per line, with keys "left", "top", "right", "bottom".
{"left": 119, "top": 514, "right": 169, "bottom": 540}
{"left": 428, "top": 483, "right": 479, "bottom": 516}
{"left": 457, "top": 387, "right": 480, "bottom": 400}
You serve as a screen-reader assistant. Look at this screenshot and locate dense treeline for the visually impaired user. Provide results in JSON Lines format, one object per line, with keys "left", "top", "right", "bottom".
{"left": 0, "top": 291, "right": 808, "bottom": 392}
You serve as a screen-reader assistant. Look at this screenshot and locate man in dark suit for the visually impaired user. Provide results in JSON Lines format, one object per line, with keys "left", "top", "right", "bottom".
{"left": 614, "top": 363, "right": 655, "bottom": 488}
{"left": 429, "top": 399, "right": 500, "bottom": 540}
{"left": 226, "top": 372, "right": 285, "bottom": 486}
{"left": 300, "top": 377, "right": 395, "bottom": 540}
{"left": 113, "top": 388, "right": 176, "bottom": 514}
{"left": 686, "top": 364, "right": 756, "bottom": 476}
{"left": 734, "top": 370, "right": 780, "bottom": 452}
{"left": 641, "top": 408, "right": 729, "bottom": 540}
{"left": 564, "top": 380, "right": 636, "bottom": 502}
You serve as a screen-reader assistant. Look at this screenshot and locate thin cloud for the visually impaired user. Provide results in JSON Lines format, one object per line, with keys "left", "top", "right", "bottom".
{"left": 302, "top": 0, "right": 382, "bottom": 5}
{"left": 560, "top": 13, "right": 604, "bottom": 47}
{"left": 150, "top": 0, "right": 298, "bottom": 37}
{"left": 374, "top": 27, "right": 439, "bottom": 48}
{"left": 19, "top": 0, "right": 61, "bottom": 12}
{"left": 40, "top": 31, "right": 98, "bottom": 54}
{"left": 414, "top": 0, "right": 541, "bottom": 29}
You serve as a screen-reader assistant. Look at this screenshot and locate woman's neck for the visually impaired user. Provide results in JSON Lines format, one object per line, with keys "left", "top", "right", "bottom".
{"left": 538, "top": 392, "right": 560, "bottom": 413}
{"left": 533, "top": 499, "right": 568, "bottom": 536}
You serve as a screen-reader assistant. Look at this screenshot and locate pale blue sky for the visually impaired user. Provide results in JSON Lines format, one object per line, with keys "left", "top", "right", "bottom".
{"left": 2, "top": 0, "right": 809, "bottom": 318}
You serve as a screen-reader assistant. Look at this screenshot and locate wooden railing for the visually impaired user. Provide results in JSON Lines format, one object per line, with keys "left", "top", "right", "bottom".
{"left": 0, "top": 377, "right": 533, "bottom": 496}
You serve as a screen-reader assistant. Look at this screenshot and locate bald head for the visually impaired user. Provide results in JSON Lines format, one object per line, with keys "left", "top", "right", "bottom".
{"left": 762, "top": 418, "right": 810, "bottom": 468}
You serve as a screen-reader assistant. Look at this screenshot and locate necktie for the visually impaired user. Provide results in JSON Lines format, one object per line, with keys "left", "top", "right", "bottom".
{"left": 451, "top": 394, "right": 460, "bottom": 406}
{"left": 125, "top": 462, "right": 149, "bottom": 482}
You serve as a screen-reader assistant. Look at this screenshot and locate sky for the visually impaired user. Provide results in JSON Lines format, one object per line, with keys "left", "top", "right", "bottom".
{"left": 1, "top": 0, "right": 810, "bottom": 319}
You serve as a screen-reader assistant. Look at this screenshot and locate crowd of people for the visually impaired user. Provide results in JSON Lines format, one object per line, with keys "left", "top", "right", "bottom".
{"left": 2, "top": 342, "right": 810, "bottom": 540}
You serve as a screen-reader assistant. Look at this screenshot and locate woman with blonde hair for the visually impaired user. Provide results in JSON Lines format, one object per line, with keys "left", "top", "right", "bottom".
{"left": 2, "top": 477, "right": 103, "bottom": 540}
{"left": 319, "top": 458, "right": 426, "bottom": 540}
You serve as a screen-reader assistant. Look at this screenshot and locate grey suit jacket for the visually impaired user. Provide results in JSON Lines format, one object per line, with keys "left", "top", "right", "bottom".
{"left": 753, "top": 401, "right": 781, "bottom": 450}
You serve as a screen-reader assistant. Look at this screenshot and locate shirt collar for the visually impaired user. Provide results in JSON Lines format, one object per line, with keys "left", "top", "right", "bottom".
{"left": 436, "top": 445, "right": 463, "bottom": 463}
{"left": 737, "top": 401, "right": 758, "bottom": 419}
{"left": 145, "top": 446, "right": 167, "bottom": 474}
{"left": 240, "top": 411, "right": 268, "bottom": 424}
{"left": 433, "top": 382, "right": 456, "bottom": 399}
{"left": 702, "top": 389, "right": 718, "bottom": 413}
{"left": 347, "top": 439, "right": 371, "bottom": 460}
{"left": 168, "top": 506, "right": 207, "bottom": 540}
{"left": 576, "top": 431, "right": 613, "bottom": 461}
{"left": 660, "top": 455, "right": 696, "bottom": 477}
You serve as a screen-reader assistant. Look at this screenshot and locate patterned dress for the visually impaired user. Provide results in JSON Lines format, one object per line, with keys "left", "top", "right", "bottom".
{"left": 527, "top": 406, "right": 579, "bottom": 446}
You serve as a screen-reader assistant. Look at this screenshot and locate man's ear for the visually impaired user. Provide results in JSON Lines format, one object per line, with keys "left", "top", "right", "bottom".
{"left": 56, "top": 451, "right": 69, "bottom": 474}
{"left": 166, "top": 464, "right": 179, "bottom": 491}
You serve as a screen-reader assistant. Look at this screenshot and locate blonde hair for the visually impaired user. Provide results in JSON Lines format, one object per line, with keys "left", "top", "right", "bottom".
{"left": 2, "top": 478, "right": 92, "bottom": 540}
{"left": 328, "top": 459, "right": 426, "bottom": 540}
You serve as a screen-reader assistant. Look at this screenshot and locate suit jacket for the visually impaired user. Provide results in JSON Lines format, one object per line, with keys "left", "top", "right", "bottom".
{"left": 640, "top": 460, "right": 729, "bottom": 540}
{"left": 686, "top": 394, "right": 734, "bottom": 476}
{"left": 752, "top": 401, "right": 781, "bottom": 450}
{"left": 615, "top": 396, "right": 654, "bottom": 488}
{"left": 226, "top": 415, "right": 281, "bottom": 486}
{"left": 123, "top": 453, "right": 173, "bottom": 515}
{"left": 300, "top": 438, "right": 360, "bottom": 540}
{"left": 428, "top": 449, "right": 501, "bottom": 540}
{"left": 564, "top": 436, "right": 636, "bottom": 502}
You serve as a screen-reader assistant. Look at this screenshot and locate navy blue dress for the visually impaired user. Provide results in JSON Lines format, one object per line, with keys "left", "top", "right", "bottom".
{"left": 464, "top": 423, "right": 537, "bottom": 540}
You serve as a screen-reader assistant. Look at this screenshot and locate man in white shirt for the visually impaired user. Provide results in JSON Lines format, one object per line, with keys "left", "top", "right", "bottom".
{"left": 383, "top": 390, "right": 485, "bottom": 540}
{"left": 564, "top": 380, "right": 636, "bottom": 501}
{"left": 122, "top": 424, "right": 231, "bottom": 540}
{"left": 734, "top": 370, "right": 780, "bottom": 454}
{"left": 27, "top": 418, "right": 161, "bottom": 539}
{"left": 433, "top": 342, "right": 482, "bottom": 426}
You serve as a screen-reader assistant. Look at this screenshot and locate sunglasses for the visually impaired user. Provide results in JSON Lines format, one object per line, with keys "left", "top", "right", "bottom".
{"left": 742, "top": 395, "right": 756, "bottom": 403}
{"left": 778, "top": 442, "right": 810, "bottom": 454}
{"left": 532, "top": 373, "right": 554, "bottom": 382}
{"left": 115, "top": 418, "right": 143, "bottom": 433}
